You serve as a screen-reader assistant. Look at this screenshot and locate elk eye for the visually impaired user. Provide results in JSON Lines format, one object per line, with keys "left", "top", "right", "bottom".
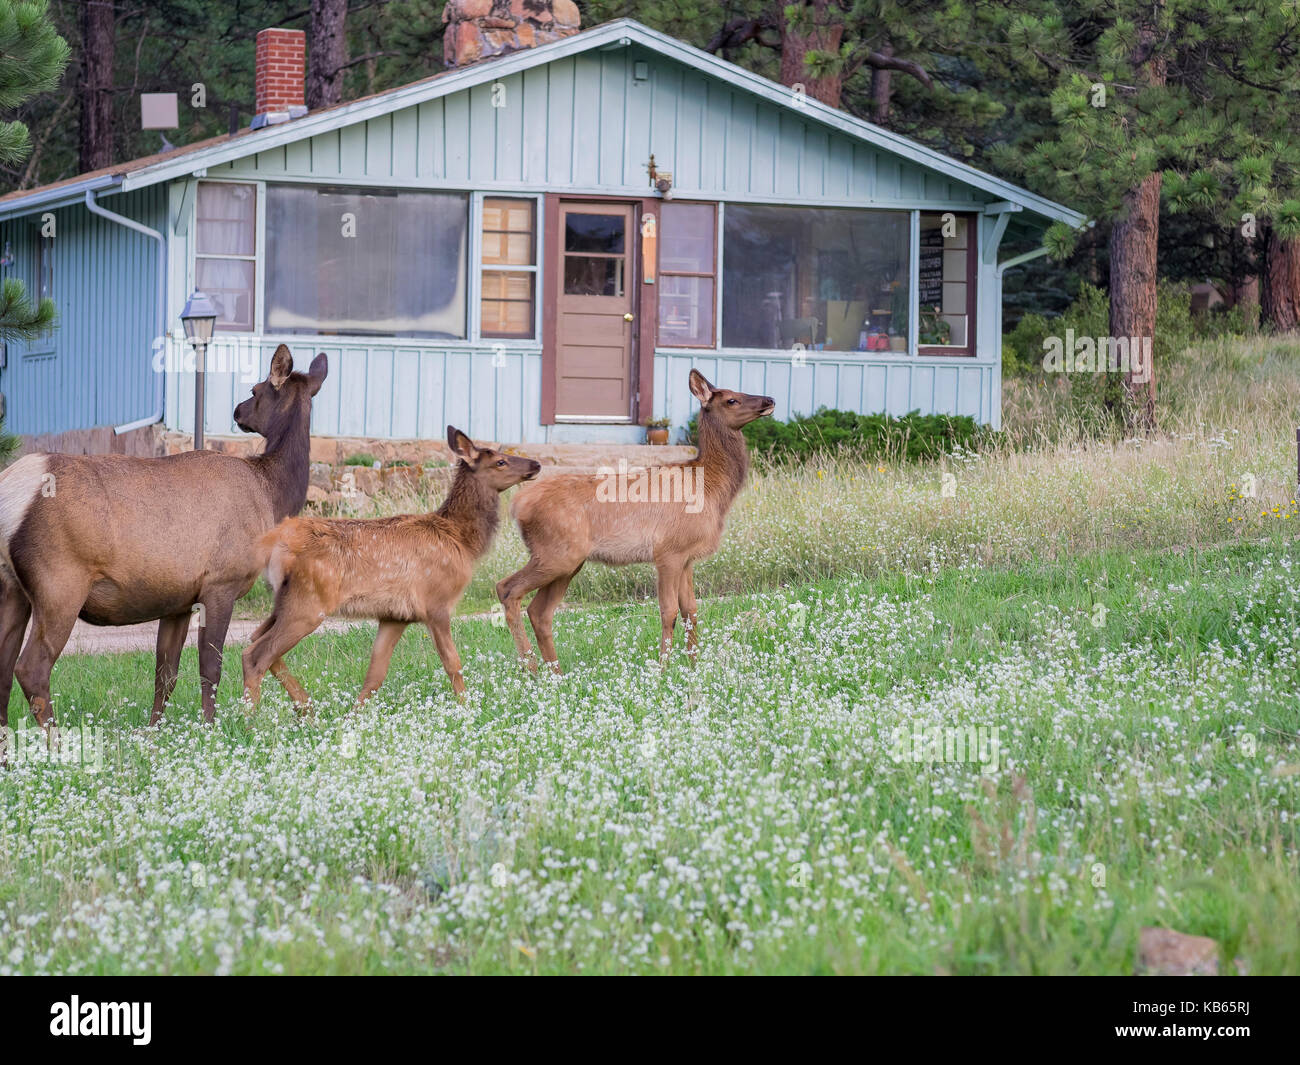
{"left": 497, "top": 459, "right": 506, "bottom": 467}
{"left": 727, "top": 398, "right": 738, "bottom": 405}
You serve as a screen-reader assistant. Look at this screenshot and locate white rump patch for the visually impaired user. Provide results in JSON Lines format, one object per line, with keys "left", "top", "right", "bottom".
{"left": 0, "top": 454, "right": 50, "bottom": 572}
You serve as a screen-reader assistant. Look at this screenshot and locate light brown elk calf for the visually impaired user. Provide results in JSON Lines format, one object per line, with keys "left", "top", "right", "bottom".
{"left": 0, "top": 345, "right": 326, "bottom": 733}
{"left": 497, "top": 369, "right": 774, "bottom": 671}
{"left": 242, "top": 428, "right": 540, "bottom": 707}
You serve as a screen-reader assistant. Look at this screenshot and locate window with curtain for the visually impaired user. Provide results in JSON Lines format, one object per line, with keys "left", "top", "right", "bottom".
{"left": 480, "top": 197, "right": 536, "bottom": 339}
{"left": 721, "top": 205, "right": 910, "bottom": 353}
{"left": 918, "top": 211, "right": 973, "bottom": 354}
{"left": 195, "top": 182, "right": 257, "bottom": 332}
{"left": 265, "top": 186, "right": 468, "bottom": 339}
{"left": 658, "top": 202, "right": 716, "bottom": 347}
{"left": 27, "top": 229, "right": 54, "bottom": 352}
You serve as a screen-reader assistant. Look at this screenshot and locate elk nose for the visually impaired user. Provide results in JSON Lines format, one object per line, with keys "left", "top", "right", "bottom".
{"left": 760, "top": 397, "right": 776, "bottom": 415}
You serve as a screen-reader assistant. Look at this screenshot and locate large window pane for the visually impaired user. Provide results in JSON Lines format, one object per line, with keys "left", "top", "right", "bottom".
{"left": 660, "top": 203, "right": 715, "bottom": 273}
{"left": 481, "top": 197, "right": 535, "bottom": 339}
{"left": 266, "top": 186, "right": 468, "bottom": 338}
{"left": 919, "top": 212, "right": 972, "bottom": 352}
{"left": 659, "top": 275, "right": 714, "bottom": 346}
{"left": 197, "top": 183, "right": 256, "bottom": 256}
{"left": 722, "top": 206, "right": 909, "bottom": 352}
{"left": 196, "top": 181, "right": 256, "bottom": 332}
{"left": 657, "top": 202, "right": 717, "bottom": 348}
{"left": 196, "top": 258, "right": 256, "bottom": 332}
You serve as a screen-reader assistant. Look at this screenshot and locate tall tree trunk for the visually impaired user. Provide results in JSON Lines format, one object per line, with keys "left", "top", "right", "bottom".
{"left": 1225, "top": 228, "right": 1260, "bottom": 331}
{"left": 778, "top": 1, "right": 844, "bottom": 106}
{"left": 79, "top": 0, "right": 115, "bottom": 172}
{"left": 1109, "top": 173, "right": 1161, "bottom": 428}
{"left": 1108, "top": 19, "right": 1165, "bottom": 432}
{"left": 307, "top": 0, "right": 348, "bottom": 110}
{"left": 1260, "top": 229, "right": 1300, "bottom": 332}
{"left": 870, "top": 43, "right": 893, "bottom": 123}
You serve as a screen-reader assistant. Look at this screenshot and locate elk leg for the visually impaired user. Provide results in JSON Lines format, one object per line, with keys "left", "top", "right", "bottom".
{"left": 269, "top": 658, "right": 311, "bottom": 712}
{"left": 678, "top": 564, "right": 699, "bottom": 662}
{"left": 497, "top": 560, "right": 567, "bottom": 673}
{"left": 356, "top": 620, "right": 408, "bottom": 707}
{"left": 655, "top": 560, "right": 685, "bottom": 665}
{"left": 196, "top": 591, "right": 238, "bottom": 725}
{"left": 14, "top": 585, "right": 86, "bottom": 731}
{"left": 242, "top": 609, "right": 324, "bottom": 709}
{"left": 0, "top": 583, "right": 32, "bottom": 733}
{"left": 425, "top": 612, "right": 466, "bottom": 698}
{"left": 149, "top": 611, "right": 192, "bottom": 726}
{"left": 528, "top": 567, "right": 580, "bottom": 673}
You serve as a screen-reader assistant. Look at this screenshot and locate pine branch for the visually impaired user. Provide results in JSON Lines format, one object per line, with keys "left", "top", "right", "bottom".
{"left": 0, "top": 277, "right": 56, "bottom": 343}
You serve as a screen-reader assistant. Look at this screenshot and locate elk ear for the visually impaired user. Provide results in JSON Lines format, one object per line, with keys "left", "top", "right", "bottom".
{"left": 688, "top": 369, "right": 715, "bottom": 405}
{"left": 446, "top": 425, "right": 480, "bottom": 465}
{"left": 268, "top": 344, "right": 293, "bottom": 390}
{"left": 307, "top": 353, "right": 328, "bottom": 396}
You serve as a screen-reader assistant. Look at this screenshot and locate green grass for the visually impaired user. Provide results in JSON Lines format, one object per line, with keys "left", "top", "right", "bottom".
{"left": 2, "top": 531, "right": 1296, "bottom": 974}
{"left": 3, "top": 335, "right": 1298, "bottom": 974}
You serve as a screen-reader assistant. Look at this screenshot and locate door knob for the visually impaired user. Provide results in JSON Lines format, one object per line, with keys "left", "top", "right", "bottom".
{"left": 623, "top": 312, "right": 634, "bottom": 322}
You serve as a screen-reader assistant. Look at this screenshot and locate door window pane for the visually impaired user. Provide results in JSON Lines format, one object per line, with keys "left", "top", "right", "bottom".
{"left": 565, "top": 256, "right": 624, "bottom": 296}
{"left": 565, "top": 213, "right": 625, "bottom": 254}
{"left": 266, "top": 186, "right": 468, "bottom": 338}
{"left": 722, "top": 206, "right": 910, "bottom": 353}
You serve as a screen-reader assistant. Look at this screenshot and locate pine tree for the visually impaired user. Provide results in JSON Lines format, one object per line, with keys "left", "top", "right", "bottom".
{"left": 984, "top": 0, "right": 1300, "bottom": 428}
{"left": 0, "top": 0, "right": 68, "bottom": 342}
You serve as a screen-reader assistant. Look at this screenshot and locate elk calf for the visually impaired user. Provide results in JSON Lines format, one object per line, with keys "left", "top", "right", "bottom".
{"left": 242, "top": 428, "right": 540, "bottom": 707}
{"left": 497, "top": 370, "right": 773, "bottom": 671}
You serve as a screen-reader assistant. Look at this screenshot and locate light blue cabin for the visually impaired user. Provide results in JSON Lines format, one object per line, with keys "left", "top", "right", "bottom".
{"left": 0, "top": 17, "right": 1082, "bottom": 450}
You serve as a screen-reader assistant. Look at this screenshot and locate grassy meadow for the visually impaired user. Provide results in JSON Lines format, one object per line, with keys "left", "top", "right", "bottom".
{"left": 1, "top": 336, "right": 1298, "bottom": 974}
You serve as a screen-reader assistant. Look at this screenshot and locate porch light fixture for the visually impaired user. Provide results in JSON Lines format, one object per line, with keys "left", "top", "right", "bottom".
{"left": 180, "top": 289, "right": 219, "bottom": 450}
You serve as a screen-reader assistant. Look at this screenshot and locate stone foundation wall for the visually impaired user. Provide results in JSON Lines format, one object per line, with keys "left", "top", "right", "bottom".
{"left": 20, "top": 423, "right": 167, "bottom": 459}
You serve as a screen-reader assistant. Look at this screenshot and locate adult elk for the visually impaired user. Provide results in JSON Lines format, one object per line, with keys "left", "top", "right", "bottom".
{"left": 241, "top": 428, "right": 540, "bottom": 708}
{"left": 498, "top": 369, "right": 773, "bottom": 671}
{"left": 0, "top": 344, "right": 326, "bottom": 732}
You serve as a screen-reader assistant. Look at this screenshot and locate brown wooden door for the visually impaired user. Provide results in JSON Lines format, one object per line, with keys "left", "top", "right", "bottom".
{"left": 554, "top": 202, "right": 636, "bottom": 420}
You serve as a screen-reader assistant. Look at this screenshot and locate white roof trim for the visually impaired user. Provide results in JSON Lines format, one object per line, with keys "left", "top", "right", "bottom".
{"left": 11, "top": 19, "right": 1083, "bottom": 228}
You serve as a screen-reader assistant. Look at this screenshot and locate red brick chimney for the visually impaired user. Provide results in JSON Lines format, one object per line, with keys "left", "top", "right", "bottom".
{"left": 253, "top": 27, "right": 308, "bottom": 127}
{"left": 443, "top": 0, "right": 580, "bottom": 69}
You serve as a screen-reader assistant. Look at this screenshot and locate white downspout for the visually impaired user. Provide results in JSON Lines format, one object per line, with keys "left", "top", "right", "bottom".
{"left": 992, "top": 246, "right": 1053, "bottom": 433}
{"left": 84, "top": 189, "right": 167, "bottom": 435}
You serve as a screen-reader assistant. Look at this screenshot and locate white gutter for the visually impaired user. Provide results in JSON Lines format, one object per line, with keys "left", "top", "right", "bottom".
{"left": 84, "top": 189, "right": 167, "bottom": 434}
{"left": 0, "top": 173, "right": 119, "bottom": 223}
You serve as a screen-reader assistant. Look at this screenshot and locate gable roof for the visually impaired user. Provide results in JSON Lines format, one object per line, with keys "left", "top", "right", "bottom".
{"left": 0, "top": 18, "right": 1085, "bottom": 229}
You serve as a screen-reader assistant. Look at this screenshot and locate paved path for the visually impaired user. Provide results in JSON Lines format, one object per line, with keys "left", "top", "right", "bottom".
{"left": 63, "top": 616, "right": 369, "bottom": 656}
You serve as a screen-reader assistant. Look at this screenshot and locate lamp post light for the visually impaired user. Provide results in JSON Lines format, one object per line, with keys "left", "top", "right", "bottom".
{"left": 180, "top": 290, "right": 218, "bottom": 450}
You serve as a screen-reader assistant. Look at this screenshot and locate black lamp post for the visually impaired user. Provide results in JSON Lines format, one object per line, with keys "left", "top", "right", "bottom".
{"left": 180, "top": 290, "right": 218, "bottom": 450}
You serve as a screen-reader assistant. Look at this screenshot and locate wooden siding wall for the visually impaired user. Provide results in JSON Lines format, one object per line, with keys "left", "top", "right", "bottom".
{"left": 216, "top": 47, "right": 987, "bottom": 206}
{"left": 142, "top": 44, "right": 1002, "bottom": 443}
{"left": 167, "top": 338, "right": 544, "bottom": 443}
{"left": 0, "top": 187, "right": 166, "bottom": 436}
{"left": 655, "top": 353, "right": 997, "bottom": 429}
